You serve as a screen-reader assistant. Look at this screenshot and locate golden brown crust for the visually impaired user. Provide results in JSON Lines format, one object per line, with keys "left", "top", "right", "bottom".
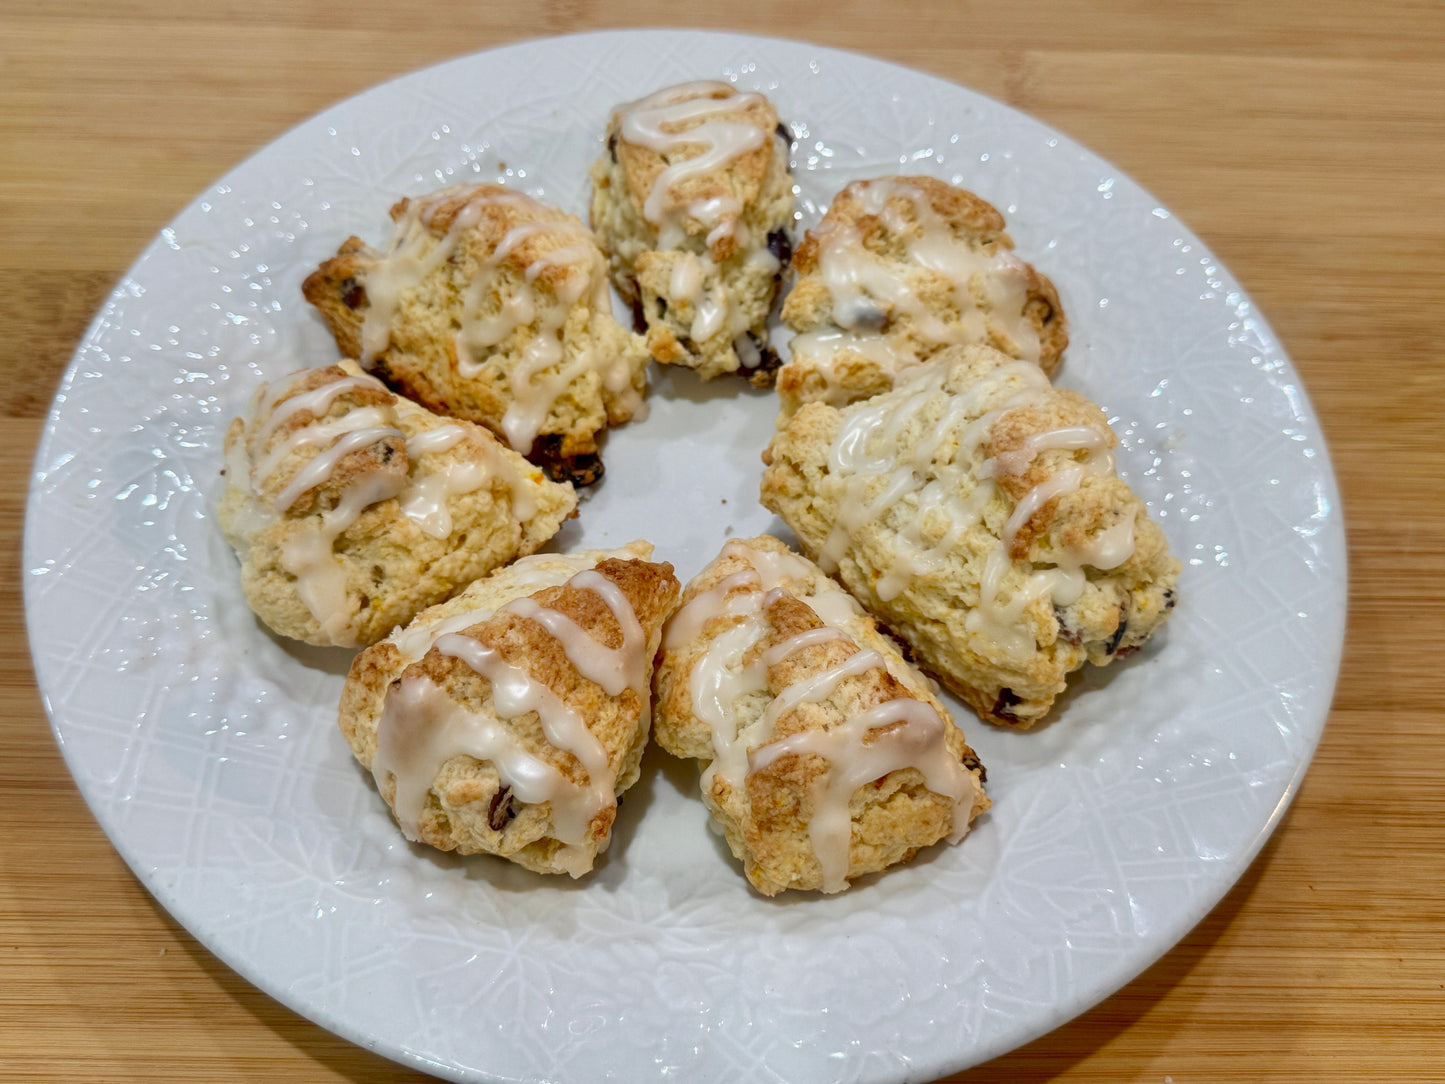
{"left": 760, "top": 345, "right": 1180, "bottom": 728}
{"left": 218, "top": 360, "right": 577, "bottom": 648}
{"left": 790, "top": 177, "right": 998, "bottom": 271}
{"left": 983, "top": 390, "right": 1119, "bottom": 559}
{"left": 611, "top": 86, "right": 780, "bottom": 265}
{"left": 303, "top": 184, "right": 649, "bottom": 485}
{"left": 301, "top": 238, "right": 371, "bottom": 359}
{"left": 339, "top": 546, "right": 681, "bottom": 876}
{"left": 589, "top": 82, "right": 795, "bottom": 382}
{"left": 652, "top": 535, "right": 988, "bottom": 895}
{"left": 776, "top": 176, "right": 1068, "bottom": 421}
{"left": 242, "top": 362, "right": 409, "bottom": 516}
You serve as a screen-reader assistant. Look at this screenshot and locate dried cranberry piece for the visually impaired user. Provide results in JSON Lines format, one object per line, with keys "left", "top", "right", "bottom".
{"left": 528, "top": 434, "right": 604, "bottom": 487}
{"left": 960, "top": 750, "right": 987, "bottom": 783}
{"left": 766, "top": 228, "right": 793, "bottom": 268}
{"left": 1105, "top": 620, "right": 1129, "bottom": 656}
{"left": 753, "top": 339, "right": 782, "bottom": 374}
{"left": 1053, "top": 605, "right": 1083, "bottom": 646}
{"left": 993, "top": 688, "right": 1023, "bottom": 724}
{"left": 488, "top": 787, "right": 516, "bottom": 831}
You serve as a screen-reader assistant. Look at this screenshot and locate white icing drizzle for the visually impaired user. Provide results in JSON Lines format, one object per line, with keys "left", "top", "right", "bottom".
{"left": 397, "top": 423, "right": 534, "bottom": 539}
{"left": 761, "top": 625, "right": 849, "bottom": 665}
{"left": 822, "top": 178, "right": 1039, "bottom": 358}
{"left": 402, "top": 424, "right": 466, "bottom": 457}
{"left": 386, "top": 549, "right": 642, "bottom": 663}
{"left": 815, "top": 355, "right": 1137, "bottom": 660}
{"left": 271, "top": 424, "right": 403, "bottom": 513}
{"left": 391, "top": 604, "right": 496, "bottom": 664}
{"left": 235, "top": 367, "right": 541, "bottom": 639}
{"left": 371, "top": 675, "right": 591, "bottom": 873}
{"left": 790, "top": 178, "right": 1046, "bottom": 406}
{"left": 232, "top": 369, "right": 406, "bottom": 639}
{"left": 279, "top": 460, "right": 408, "bottom": 643}
{"left": 433, "top": 632, "right": 613, "bottom": 838}
{"left": 359, "top": 188, "right": 531, "bottom": 364}
{"left": 370, "top": 561, "right": 650, "bottom": 873}
{"left": 669, "top": 251, "right": 708, "bottom": 303}
{"left": 615, "top": 82, "right": 782, "bottom": 350}
{"left": 748, "top": 698, "right": 974, "bottom": 892}
{"left": 756, "top": 644, "right": 885, "bottom": 733}
{"left": 455, "top": 216, "right": 607, "bottom": 452}
{"left": 357, "top": 185, "right": 643, "bottom": 455}
{"left": 720, "top": 538, "right": 818, "bottom": 590}
{"left": 253, "top": 401, "right": 394, "bottom": 498}
{"left": 504, "top": 570, "right": 647, "bottom": 703}
{"left": 784, "top": 329, "right": 924, "bottom": 409}
{"left": 666, "top": 541, "right": 976, "bottom": 893}
{"left": 255, "top": 372, "right": 386, "bottom": 446}
{"left": 617, "top": 80, "right": 766, "bottom": 247}
{"left": 1085, "top": 517, "right": 1138, "bottom": 571}
{"left": 662, "top": 569, "right": 761, "bottom": 651}
{"left": 660, "top": 247, "right": 751, "bottom": 348}
{"left": 689, "top": 611, "right": 769, "bottom": 744}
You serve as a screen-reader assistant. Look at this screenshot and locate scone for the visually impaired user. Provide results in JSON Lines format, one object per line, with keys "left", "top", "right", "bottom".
{"left": 776, "top": 175, "right": 1067, "bottom": 419}
{"left": 219, "top": 360, "right": 575, "bottom": 648}
{"left": 339, "top": 543, "right": 681, "bottom": 877}
{"left": 652, "top": 536, "right": 989, "bottom": 895}
{"left": 589, "top": 80, "right": 795, "bottom": 385}
{"left": 302, "top": 183, "right": 649, "bottom": 486}
{"left": 761, "top": 345, "right": 1180, "bottom": 728}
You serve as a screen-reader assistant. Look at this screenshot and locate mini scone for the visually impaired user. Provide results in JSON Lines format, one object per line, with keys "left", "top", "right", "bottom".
{"left": 589, "top": 80, "right": 795, "bottom": 385}
{"left": 776, "top": 175, "right": 1067, "bottom": 419}
{"left": 652, "top": 536, "right": 989, "bottom": 895}
{"left": 219, "top": 361, "right": 575, "bottom": 648}
{"left": 302, "top": 183, "right": 649, "bottom": 486}
{"left": 339, "top": 543, "right": 681, "bottom": 877}
{"left": 761, "top": 344, "right": 1180, "bottom": 728}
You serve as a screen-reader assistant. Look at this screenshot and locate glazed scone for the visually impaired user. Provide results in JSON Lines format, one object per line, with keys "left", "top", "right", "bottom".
{"left": 219, "top": 361, "right": 576, "bottom": 648}
{"left": 339, "top": 543, "right": 681, "bottom": 877}
{"left": 302, "top": 183, "right": 649, "bottom": 486}
{"left": 777, "top": 176, "right": 1067, "bottom": 420}
{"left": 652, "top": 536, "right": 989, "bottom": 895}
{"left": 589, "top": 80, "right": 795, "bottom": 385}
{"left": 761, "top": 345, "right": 1180, "bottom": 728}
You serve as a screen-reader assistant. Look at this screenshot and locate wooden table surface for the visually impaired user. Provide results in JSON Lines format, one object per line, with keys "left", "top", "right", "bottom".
{"left": 3, "top": 2, "right": 1442, "bottom": 1080}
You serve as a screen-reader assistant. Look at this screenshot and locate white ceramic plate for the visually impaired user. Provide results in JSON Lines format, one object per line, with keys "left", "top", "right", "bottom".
{"left": 24, "top": 29, "right": 1345, "bottom": 1084}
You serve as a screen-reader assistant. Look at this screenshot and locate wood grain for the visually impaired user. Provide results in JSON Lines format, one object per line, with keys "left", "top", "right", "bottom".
{"left": 3, "top": 1, "right": 1442, "bottom": 1080}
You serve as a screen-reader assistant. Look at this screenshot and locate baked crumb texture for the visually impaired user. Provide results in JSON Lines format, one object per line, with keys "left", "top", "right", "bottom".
{"left": 761, "top": 345, "right": 1180, "bottom": 728}
{"left": 302, "top": 184, "right": 649, "bottom": 487}
{"left": 589, "top": 80, "right": 795, "bottom": 385}
{"left": 652, "top": 535, "right": 989, "bottom": 895}
{"left": 777, "top": 175, "right": 1068, "bottom": 420}
{"left": 339, "top": 543, "right": 681, "bottom": 877}
{"left": 218, "top": 361, "right": 576, "bottom": 648}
